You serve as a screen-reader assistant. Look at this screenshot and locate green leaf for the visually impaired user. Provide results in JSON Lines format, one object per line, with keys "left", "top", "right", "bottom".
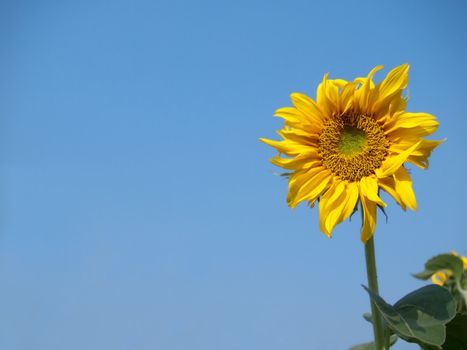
{"left": 451, "top": 288, "right": 467, "bottom": 315}
{"left": 349, "top": 335, "right": 398, "bottom": 350}
{"left": 363, "top": 285, "right": 457, "bottom": 349}
{"left": 442, "top": 314, "right": 467, "bottom": 349}
{"left": 413, "top": 254, "right": 464, "bottom": 283}
{"left": 362, "top": 312, "right": 372, "bottom": 324}
{"left": 413, "top": 270, "right": 437, "bottom": 280}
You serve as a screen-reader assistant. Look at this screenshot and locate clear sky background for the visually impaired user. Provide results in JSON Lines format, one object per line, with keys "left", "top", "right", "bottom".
{"left": 1, "top": 0, "right": 466, "bottom": 349}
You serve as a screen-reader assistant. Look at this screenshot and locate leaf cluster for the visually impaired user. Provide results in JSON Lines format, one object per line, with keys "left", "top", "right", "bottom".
{"left": 350, "top": 253, "right": 467, "bottom": 350}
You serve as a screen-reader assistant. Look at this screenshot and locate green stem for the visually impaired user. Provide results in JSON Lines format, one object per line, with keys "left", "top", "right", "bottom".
{"left": 364, "top": 236, "right": 386, "bottom": 350}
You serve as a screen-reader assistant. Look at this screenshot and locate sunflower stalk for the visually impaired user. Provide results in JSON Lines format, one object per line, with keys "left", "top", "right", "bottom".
{"left": 364, "top": 237, "right": 388, "bottom": 350}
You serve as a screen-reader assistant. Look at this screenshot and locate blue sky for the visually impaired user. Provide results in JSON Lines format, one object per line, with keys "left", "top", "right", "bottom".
{"left": 1, "top": 0, "right": 466, "bottom": 349}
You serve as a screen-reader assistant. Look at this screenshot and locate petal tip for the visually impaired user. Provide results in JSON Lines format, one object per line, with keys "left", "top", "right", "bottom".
{"left": 321, "top": 229, "right": 332, "bottom": 238}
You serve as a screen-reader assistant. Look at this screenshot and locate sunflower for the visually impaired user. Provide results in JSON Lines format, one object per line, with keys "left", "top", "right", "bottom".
{"left": 261, "top": 64, "right": 443, "bottom": 242}
{"left": 431, "top": 251, "right": 467, "bottom": 286}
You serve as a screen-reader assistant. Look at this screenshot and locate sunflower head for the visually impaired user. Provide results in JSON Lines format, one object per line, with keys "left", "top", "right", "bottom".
{"left": 431, "top": 251, "right": 467, "bottom": 286}
{"left": 261, "top": 64, "right": 443, "bottom": 242}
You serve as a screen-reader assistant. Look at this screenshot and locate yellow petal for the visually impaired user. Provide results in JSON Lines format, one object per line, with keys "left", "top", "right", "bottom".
{"left": 287, "top": 167, "right": 327, "bottom": 206}
{"left": 393, "top": 167, "right": 417, "bottom": 210}
{"left": 360, "top": 189, "right": 377, "bottom": 243}
{"left": 317, "top": 73, "right": 338, "bottom": 117}
{"left": 290, "top": 93, "right": 324, "bottom": 128}
{"left": 407, "top": 155, "right": 428, "bottom": 169}
{"left": 319, "top": 181, "right": 359, "bottom": 237}
{"left": 407, "top": 139, "right": 445, "bottom": 169}
{"left": 389, "top": 139, "right": 419, "bottom": 154}
{"left": 414, "top": 138, "right": 444, "bottom": 156}
{"left": 353, "top": 65, "right": 384, "bottom": 88}
{"left": 319, "top": 181, "right": 346, "bottom": 235}
{"left": 385, "top": 112, "right": 439, "bottom": 135}
{"left": 461, "top": 256, "right": 467, "bottom": 269}
{"left": 375, "top": 141, "right": 421, "bottom": 178}
{"left": 287, "top": 167, "right": 323, "bottom": 204}
{"left": 339, "top": 181, "right": 360, "bottom": 222}
{"left": 378, "top": 177, "right": 406, "bottom": 210}
{"left": 431, "top": 271, "right": 448, "bottom": 286}
{"left": 339, "top": 82, "right": 357, "bottom": 114}
{"left": 329, "top": 79, "right": 348, "bottom": 88}
{"left": 289, "top": 168, "right": 332, "bottom": 208}
{"left": 376, "top": 64, "right": 409, "bottom": 100}
{"left": 354, "top": 65, "right": 383, "bottom": 112}
{"left": 273, "top": 107, "right": 320, "bottom": 132}
{"left": 388, "top": 95, "right": 407, "bottom": 117}
{"left": 260, "top": 138, "right": 313, "bottom": 156}
{"left": 326, "top": 80, "right": 357, "bottom": 116}
{"left": 390, "top": 138, "right": 443, "bottom": 156}
{"left": 360, "top": 176, "right": 387, "bottom": 207}
{"left": 270, "top": 153, "right": 320, "bottom": 170}
{"left": 274, "top": 107, "right": 303, "bottom": 126}
{"left": 390, "top": 138, "right": 444, "bottom": 169}
{"left": 325, "top": 82, "right": 339, "bottom": 110}
{"left": 387, "top": 124, "right": 439, "bottom": 141}
{"left": 277, "top": 128, "right": 319, "bottom": 146}
{"left": 452, "top": 252, "right": 467, "bottom": 269}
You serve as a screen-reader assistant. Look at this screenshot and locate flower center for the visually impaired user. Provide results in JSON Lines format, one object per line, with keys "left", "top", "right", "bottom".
{"left": 318, "top": 115, "right": 389, "bottom": 182}
{"left": 338, "top": 125, "right": 367, "bottom": 156}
